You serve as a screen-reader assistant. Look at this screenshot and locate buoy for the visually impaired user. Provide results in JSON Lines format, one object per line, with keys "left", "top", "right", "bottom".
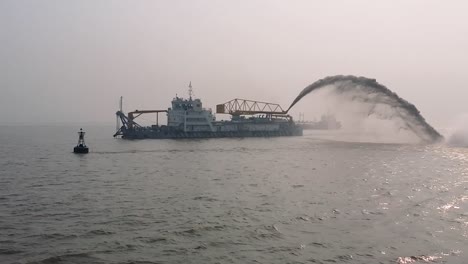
{"left": 73, "top": 128, "right": 89, "bottom": 154}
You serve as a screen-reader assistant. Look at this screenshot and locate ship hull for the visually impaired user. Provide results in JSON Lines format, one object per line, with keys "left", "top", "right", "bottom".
{"left": 120, "top": 129, "right": 303, "bottom": 139}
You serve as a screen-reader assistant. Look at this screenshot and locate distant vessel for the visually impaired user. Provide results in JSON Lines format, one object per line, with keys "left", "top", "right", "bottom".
{"left": 297, "top": 113, "right": 341, "bottom": 130}
{"left": 114, "top": 83, "right": 302, "bottom": 139}
{"left": 73, "top": 128, "right": 89, "bottom": 153}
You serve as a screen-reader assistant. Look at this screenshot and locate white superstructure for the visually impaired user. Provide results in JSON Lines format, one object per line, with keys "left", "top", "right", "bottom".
{"left": 167, "top": 96, "right": 215, "bottom": 132}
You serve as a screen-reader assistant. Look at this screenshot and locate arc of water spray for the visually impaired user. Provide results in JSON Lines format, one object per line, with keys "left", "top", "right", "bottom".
{"left": 286, "top": 75, "right": 443, "bottom": 143}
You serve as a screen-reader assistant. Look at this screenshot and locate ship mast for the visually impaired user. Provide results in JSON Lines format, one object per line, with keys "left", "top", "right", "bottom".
{"left": 116, "top": 96, "right": 123, "bottom": 132}
{"left": 188, "top": 81, "right": 193, "bottom": 101}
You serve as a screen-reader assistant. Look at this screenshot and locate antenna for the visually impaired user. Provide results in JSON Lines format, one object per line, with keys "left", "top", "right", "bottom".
{"left": 188, "top": 81, "right": 193, "bottom": 100}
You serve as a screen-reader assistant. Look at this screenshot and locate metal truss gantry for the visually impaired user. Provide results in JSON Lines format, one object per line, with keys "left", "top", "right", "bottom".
{"left": 216, "top": 98, "right": 287, "bottom": 116}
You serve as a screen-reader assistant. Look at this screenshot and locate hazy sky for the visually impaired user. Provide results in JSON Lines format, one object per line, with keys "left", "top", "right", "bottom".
{"left": 1, "top": 0, "right": 467, "bottom": 127}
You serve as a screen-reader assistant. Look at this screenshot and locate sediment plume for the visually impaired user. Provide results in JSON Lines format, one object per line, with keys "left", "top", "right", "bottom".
{"left": 288, "top": 75, "right": 443, "bottom": 143}
{"left": 446, "top": 114, "right": 468, "bottom": 147}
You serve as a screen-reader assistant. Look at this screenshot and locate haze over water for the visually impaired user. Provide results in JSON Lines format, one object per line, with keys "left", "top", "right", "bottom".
{"left": 1, "top": 126, "right": 467, "bottom": 264}
{"left": 1, "top": 1, "right": 468, "bottom": 263}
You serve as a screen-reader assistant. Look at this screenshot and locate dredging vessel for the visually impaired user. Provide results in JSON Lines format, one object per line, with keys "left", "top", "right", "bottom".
{"left": 113, "top": 83, "right": 302, "bottom": 139}
{"left": 296, "top": 113, "right": 342, "bottom": 130}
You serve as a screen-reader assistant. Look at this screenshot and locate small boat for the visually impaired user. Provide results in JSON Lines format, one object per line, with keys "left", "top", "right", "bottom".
{"left": 73, "top": 128, "right": 89, "bottom": 154}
